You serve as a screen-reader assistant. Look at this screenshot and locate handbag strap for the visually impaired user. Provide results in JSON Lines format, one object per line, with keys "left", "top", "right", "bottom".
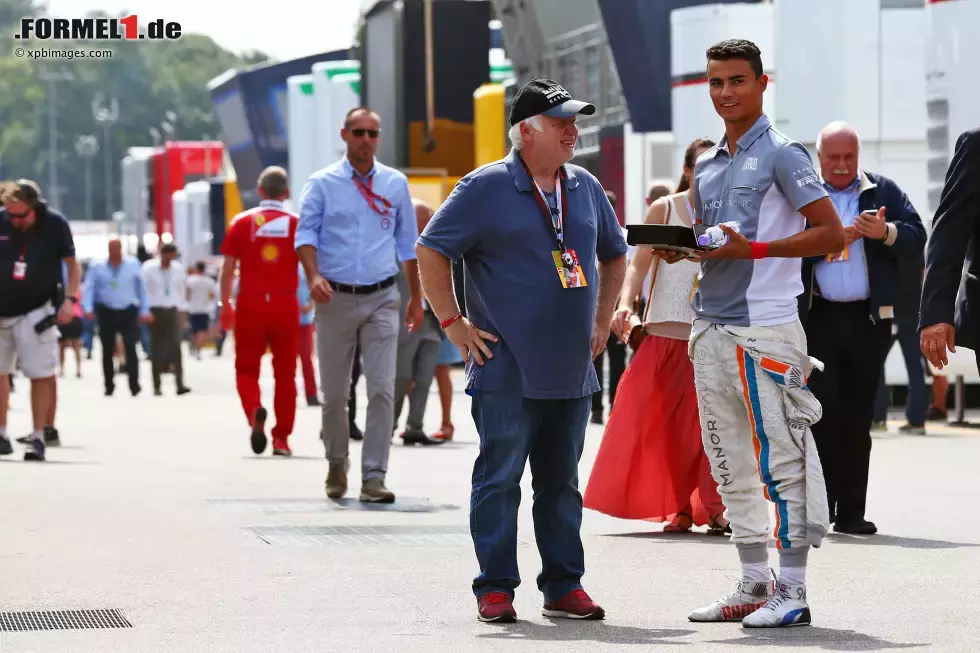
{"left": 641, "top": 197, "right": 671, "bottom": 323}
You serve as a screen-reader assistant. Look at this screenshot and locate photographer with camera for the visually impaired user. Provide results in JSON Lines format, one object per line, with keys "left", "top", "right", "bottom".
{"left": 0, "top": 180, "right": 78, "bottom": 462}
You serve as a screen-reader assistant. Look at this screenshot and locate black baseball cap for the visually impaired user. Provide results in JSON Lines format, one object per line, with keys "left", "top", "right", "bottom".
{"left": 509, "top": 79, "right": 596, "bottom": 126}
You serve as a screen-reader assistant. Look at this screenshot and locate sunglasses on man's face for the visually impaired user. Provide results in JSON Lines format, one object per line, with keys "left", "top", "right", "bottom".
{"left": 350, "top": 128, "right": 380, "bottom": 139}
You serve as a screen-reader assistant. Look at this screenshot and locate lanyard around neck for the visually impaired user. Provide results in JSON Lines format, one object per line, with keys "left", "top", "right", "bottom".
{"left": 519, "top": 155, "right": 568, "bottom": 254}
{"left": 352, "top": 174, "right": 392, "bottom": 216}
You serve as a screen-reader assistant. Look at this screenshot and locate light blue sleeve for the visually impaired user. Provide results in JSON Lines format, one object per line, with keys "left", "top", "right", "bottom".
{"left": 297, "top": 267, "right": 311, "bottom": 305}
{"left": 295, "top": 177, "right": 324, "bottom": 250}
{"left": 81, "top": 265, "right": 96, "bottom": 314}
{"left": 134, "top": 264, "right": 150, "bottom": 317}
{"left": 392, "top": 176, "right": 419, "bottom": 262}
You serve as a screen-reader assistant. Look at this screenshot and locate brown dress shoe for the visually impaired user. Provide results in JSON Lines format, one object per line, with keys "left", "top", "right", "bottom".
{"left": 325, "top": 460, "right": 349, "bottom": 499}
{"left": 359, "top": 477, "right": 395, "bottom": 503}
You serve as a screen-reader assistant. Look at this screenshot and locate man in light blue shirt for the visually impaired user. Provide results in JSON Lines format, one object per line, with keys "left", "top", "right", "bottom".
{"left": 82, "top": 238, "right": 151, "bottom": 396}
{"left": 295, "top": 106, "right": 423, "bottom": 505}
{"left": 802, "top": 121, "right": 926, "bottom": 536}
{"left": 813, "top": 174, "right": 870, "bottom": 302}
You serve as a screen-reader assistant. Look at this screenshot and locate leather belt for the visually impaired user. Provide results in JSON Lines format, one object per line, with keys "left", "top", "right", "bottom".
{"left": 329, "top": 275, "right": 396, "bottom": 295}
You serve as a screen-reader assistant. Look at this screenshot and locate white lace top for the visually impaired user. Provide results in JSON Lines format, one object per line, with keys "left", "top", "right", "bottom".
{"left": 643, "top": 195, "right": 699, "bottom": 340}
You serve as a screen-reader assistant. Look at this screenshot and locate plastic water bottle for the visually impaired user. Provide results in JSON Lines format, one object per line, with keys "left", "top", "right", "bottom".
{"left": 697, "top": 221, "right": 741, "bottom": 248}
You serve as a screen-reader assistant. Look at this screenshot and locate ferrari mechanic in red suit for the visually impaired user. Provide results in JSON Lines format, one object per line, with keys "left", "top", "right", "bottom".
{"left": 219, "top": 166, "right": 300, "bottom": 456}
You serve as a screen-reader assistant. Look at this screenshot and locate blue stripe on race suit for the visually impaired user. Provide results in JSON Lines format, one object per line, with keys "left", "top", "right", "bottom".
{"left": 744, "top": 354, "right": 793, "bottom": 549}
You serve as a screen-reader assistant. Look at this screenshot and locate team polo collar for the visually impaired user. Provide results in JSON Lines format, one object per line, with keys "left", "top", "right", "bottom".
{"left": 715, "top": 113, "right": 773, "bottom": 157}
{"left": 505, "top": 148, "right": 579, "bottom": 193}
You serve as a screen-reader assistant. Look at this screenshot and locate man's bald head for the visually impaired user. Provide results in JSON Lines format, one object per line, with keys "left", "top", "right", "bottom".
{"left": 816, "top": 121, "right": 860, "bottom": 154}
{"left": 816, "top": 121, "right": 861, "bottom": 191}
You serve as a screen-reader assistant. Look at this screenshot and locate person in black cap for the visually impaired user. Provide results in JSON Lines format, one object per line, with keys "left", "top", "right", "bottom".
{"left": 416, "top": 79, "right": 627, "bottom": 623}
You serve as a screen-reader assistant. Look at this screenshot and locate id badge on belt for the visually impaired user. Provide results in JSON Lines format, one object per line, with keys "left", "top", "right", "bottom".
{"left": 12, "top": 260, "right": 26, "bottom": 280}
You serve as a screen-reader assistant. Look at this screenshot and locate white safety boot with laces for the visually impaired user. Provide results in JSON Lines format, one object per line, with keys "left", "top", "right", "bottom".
{"left": 741, "top": 580, "right": 810, "bottom": 628}
{"left": 688, "top": 578, "right": 774, "bottom": 622}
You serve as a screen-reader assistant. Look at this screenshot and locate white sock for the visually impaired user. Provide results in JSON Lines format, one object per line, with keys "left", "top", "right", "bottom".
{"left": 0, "top": 426, "right": 6, "bottom": 437}
{"left": 30, "top": 429, "right": 43, "bottom": 442}
{"left": 741, "top": 562, "right": 771, "bottom": 583}
{"left": 779, "top": 566, "right": 806, "bottom": 587}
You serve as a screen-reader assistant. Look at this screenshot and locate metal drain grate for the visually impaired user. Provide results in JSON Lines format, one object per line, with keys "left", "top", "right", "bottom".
{"left": 208, "top": 497, "right": 459, "bottom": 514}
{"left": 249, "top": 524, "right": 532, "bottom": 546}
{"left": 0, "top": 609, "right": 132, "bottom": 632}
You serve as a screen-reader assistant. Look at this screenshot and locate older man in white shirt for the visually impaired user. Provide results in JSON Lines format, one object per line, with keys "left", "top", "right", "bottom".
{"left": 142, "top": 243, "right": 191, "bottom": 396}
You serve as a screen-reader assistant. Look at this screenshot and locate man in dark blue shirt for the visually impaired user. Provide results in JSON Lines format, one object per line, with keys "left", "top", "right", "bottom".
{"left": 0, "top": 180, "right": 79, "bottom": 461}
{"left": 417, "top": 79, "right": 627, "bottom": 623}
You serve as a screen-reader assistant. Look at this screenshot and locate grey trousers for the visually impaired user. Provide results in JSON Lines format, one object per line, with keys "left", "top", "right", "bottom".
{"left": 315, "top": 284, "right": 400, "bottom": 481}
{"left": 149, "top": 307, "right": 184, "bottom": 390}
{"left": 394, "top": 311, "right": 443, "bottom": 432}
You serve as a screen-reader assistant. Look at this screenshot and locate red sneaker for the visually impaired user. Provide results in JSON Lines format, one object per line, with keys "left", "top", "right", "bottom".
{"left": 477, "top": 592, "right": 517, "bottom": 623}
{"left": 542, "top": 589, "right": 605, "bottom": 620}
{"left": 272, "top": 438, "right": 292, "bottom": 457}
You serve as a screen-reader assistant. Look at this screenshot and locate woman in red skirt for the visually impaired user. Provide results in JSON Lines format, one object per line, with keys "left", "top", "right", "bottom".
{"left": 584, "top": 138, "right": 729, "bottom": 534}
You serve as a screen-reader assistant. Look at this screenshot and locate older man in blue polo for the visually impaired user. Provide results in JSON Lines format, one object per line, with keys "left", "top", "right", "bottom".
{"left": 415, "top": 79, "right": 627, "bottom": 623}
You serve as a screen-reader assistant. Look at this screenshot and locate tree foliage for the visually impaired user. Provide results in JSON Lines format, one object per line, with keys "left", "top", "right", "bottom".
{"left": 0, "top": 0, "right": 270, "bottom": 219}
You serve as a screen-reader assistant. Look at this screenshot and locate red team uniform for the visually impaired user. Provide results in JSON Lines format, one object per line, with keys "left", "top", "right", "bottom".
{"left": 220, "top": 200, "right": 300, "bottom": 447}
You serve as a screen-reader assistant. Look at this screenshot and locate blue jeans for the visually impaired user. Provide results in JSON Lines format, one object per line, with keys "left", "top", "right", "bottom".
{"left": 874, "top": 317, "right": 927, "bottom": 426}
{"left": 469, "top": 391, "right": 590, "bottom": 603}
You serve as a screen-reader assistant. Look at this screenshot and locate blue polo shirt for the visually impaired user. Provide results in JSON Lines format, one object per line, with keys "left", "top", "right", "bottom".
{"left": 418, "top": 149, "right": 627, "bottom": 399}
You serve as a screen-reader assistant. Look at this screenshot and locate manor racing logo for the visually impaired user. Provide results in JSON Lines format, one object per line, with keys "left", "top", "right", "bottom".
{"left": 703, "top": 197, "right": 754, "bottom": 212}
{"left": 15, "top": 15, "right": 182, "bottom": 41}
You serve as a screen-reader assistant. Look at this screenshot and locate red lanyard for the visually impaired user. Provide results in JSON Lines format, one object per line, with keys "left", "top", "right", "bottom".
{"left": 518, "top": 155, "right": 569, "bottom": 255}
{"left": 352, "top": 174, "right": 392, "bottom": 216}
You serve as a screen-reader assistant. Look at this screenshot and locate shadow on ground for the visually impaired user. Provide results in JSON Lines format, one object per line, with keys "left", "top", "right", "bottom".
{"left": 477, "top": 620, "right": 695, "bottom": 646}
{"left": 825, "top": 532, "right": 979, "bottom": 550}
{"left": 601, "top": 531, "right": 731, "bottom": 545}
{"left": 600, "top": 531, "right": 978, "bottom": 550}
{"left": 708, "top": 626, "right": 925, "bottom": 651}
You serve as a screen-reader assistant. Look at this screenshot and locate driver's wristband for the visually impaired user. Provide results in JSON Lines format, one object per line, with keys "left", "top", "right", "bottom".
{"left": 440, "top": 313, "right": 463, "bottom": 329}
{"left": 750, "top": 242, "right": 770, "bottom": 259}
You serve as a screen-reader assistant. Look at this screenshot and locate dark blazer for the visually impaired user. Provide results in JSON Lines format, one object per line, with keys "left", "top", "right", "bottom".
{"left": 799, "top": 171, "right": 927, "bottom": 326}
{"left": 920, "top": 129, "right": 980, "bottom": 349}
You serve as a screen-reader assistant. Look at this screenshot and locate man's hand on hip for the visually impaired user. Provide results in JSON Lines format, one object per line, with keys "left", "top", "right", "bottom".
{"left": 310, "top": 275, "right": 334, "bottom": 304}
{"left": 405, "top": 297, "right": 424, "bottom": 333}
{"left": 921, "top": 323, "right": 955, "bottom": 369}
{"left": 445, "top": 317, "right": 498, "bottom": 366}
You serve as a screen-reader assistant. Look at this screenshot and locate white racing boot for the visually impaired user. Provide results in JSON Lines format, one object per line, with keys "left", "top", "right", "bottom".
{"left": 741, "top": 580, "right": 810, "bottom": 628}
{"left": 688, "top": 579, "right": 773, "bottom": 623}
